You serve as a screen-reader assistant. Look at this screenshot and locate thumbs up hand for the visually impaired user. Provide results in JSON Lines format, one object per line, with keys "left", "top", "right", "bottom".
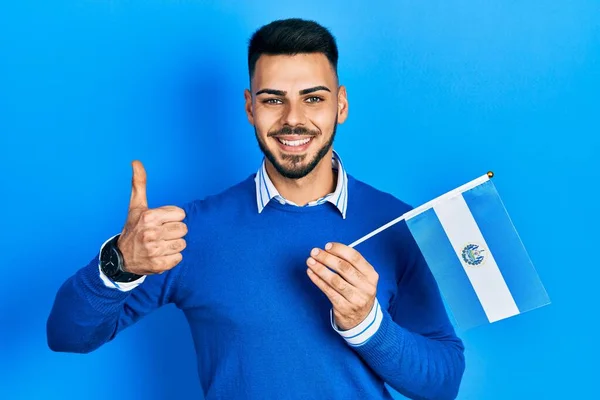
{"left": 116, "top": 161, "right": 187, "bottom": 276}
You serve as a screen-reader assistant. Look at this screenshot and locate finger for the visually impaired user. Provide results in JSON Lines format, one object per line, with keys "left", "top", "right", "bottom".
{"left": 159, "top": 238, "right": 187, "bottom": 256}
{"left": 307, "top": 257, "right": 358, "bottom": 303}
{"left": 310, "top": 247, "right": 372, "bottom": 291}
{"left": 323, "top": 242, "right": 376, "bottom": 278}
{"left": 158, "top": 222, "right": 188, "bottom": 240}
{"left": 139, "top": 206, "right": 186, "bottom": 225}
{"left": 129, "top": 160, "right": 148, "bottom": 210}
{"left": 150, "top": 252, "right": 183, "bottom": 273}
{"left": 306, "top": 268, "right": 351, "bottom": 310}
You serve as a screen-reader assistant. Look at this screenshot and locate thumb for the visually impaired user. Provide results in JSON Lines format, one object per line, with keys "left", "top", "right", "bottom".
{"left": 129, "top": 160, "right": 148, "bottom": 210}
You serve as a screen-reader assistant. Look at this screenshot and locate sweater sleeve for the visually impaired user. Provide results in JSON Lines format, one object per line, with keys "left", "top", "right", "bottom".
{"left": 350, "top": 225, "right": 466, "bottom": 400}
{"left": 46, "top": 250, "right": 187, "bottom": 354}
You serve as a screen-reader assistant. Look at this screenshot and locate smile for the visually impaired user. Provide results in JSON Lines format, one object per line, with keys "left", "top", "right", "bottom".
{"left": 277, "top": 137, "right": 312, "bottom": 147}
{"left": 273, "top": 135, "right": 315, "bottom": 153}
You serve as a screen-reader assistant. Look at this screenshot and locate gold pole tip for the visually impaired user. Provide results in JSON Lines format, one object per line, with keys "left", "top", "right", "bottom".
{"left": 487, "top": 171, "right": 494, "bottom": 178}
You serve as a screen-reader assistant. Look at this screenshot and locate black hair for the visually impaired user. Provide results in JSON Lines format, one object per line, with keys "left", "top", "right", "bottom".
{"left": 247, "top": 18, "right": 339, "bottom": 81}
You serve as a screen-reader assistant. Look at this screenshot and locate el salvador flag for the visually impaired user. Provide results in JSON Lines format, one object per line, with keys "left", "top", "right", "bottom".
{"left": 351, "top": 173, "right": 551, "bottom": 330}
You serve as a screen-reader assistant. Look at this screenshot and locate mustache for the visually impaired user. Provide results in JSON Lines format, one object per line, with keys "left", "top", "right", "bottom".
{"left": 267, "top": 126, "right": 319, "bottom": 137}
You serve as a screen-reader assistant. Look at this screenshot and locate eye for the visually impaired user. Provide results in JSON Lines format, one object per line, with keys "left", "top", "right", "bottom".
{"left": 305, "top": 96, "right": 323, "bottom": 103}
{"left": 263, "top": 98, "right": 283, "bottom": 105}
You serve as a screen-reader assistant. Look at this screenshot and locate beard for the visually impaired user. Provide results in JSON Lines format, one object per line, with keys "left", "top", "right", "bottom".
{"left": 255, "top": 116, "right": 338, "bottom": 180}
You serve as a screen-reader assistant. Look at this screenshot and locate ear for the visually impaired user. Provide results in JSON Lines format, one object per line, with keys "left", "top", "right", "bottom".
{"left": 336, "top": 85, "right": 348, "bottom": 124}
{"left": 244, "top": 89, "right": 255, "bottom": 125}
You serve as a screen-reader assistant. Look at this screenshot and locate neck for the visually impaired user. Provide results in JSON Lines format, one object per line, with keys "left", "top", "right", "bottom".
{"left": 265, "top": 150, "right": 337, "bottom": 206}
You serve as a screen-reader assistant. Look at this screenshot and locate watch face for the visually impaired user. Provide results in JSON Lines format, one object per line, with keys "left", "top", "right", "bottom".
{"left": 101, "top": 243, "right": 120, "bottom": 277}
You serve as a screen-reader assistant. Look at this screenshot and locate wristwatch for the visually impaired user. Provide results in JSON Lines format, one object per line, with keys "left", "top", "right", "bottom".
{"left": 99, "top": 234, "right": 144, "bottom": 283}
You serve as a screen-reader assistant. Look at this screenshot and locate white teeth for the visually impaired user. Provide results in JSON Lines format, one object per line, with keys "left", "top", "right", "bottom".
{"left": 278, "top": 138, "right": 311, "bottom": 147}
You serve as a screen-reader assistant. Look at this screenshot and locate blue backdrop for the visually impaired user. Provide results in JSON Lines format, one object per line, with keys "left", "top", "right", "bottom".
{"left": 1, "top": 1, "right": 598, "bottom": 399}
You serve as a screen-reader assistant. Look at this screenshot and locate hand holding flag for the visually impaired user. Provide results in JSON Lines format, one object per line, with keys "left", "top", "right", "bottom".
{"left": 306, "top": 243, "right": 379, "bottom": 331}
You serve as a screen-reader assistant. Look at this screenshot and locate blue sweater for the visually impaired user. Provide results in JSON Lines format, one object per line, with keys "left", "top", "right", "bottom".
{"left": 47, "top": 174, "right": 465, "bottom": 399}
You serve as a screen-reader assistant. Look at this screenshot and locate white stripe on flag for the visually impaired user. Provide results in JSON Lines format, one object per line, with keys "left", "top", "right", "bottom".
{"left": 433, "top": 194, "right": 520, "bottom": 323}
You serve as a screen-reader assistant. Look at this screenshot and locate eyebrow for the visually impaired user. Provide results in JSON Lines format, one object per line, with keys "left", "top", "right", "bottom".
{"left": 299, "top": 86, "right": 331, "bottom": 95}
{"left": 255, "top": 86, "right": 331, "bottom": 96}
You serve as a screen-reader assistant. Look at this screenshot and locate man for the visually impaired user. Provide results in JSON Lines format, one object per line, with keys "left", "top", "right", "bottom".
{"left": 47, "top": 18, "right": 465, "bottom": 400}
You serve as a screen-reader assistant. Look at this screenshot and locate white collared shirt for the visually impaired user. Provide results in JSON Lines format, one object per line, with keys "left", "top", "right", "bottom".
{"left": 254, "top": 149, "right": 348, "bottom": 219}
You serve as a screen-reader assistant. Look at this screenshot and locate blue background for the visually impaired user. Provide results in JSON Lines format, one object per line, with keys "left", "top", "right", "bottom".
{"left": 1, "top": 1, "right": 598, "bottom": 398}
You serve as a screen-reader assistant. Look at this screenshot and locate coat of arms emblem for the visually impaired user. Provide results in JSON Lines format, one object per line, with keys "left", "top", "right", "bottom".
{"left": 461, "top": 243, "right": 486, "bottom": 266}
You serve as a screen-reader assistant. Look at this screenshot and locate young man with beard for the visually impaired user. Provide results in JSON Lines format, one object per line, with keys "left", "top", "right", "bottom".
{"left": 47, "top": 18, "right": 465, "bottom": 400}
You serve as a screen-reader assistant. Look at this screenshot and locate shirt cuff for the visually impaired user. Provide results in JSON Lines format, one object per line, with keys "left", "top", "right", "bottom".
{"left": 330, "top": 297, "right": 383, "bottom": 347}
{"left": 98, "top": 234, "right": 146, "bottom": 292}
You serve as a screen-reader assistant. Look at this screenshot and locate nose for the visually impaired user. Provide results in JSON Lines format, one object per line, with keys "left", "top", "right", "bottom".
{"left": 280, "top": 101, "right": 305, "bottom": 127}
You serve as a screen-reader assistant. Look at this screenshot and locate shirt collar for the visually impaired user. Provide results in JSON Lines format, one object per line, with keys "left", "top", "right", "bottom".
{"left": 254, "top": 150, "right": 348, "bottom": 219}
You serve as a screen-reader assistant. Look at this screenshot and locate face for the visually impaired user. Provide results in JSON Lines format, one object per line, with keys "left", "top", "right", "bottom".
{"left": 245, "top": 53, "right": 348, "bottom": 180}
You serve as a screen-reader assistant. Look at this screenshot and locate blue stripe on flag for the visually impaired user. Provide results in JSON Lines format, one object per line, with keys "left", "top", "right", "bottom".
{"left": 406, "top": 208, "right": 489, "bottom": 329}
{"left": 462, "top": 180, "right": 550, "bottom": 314}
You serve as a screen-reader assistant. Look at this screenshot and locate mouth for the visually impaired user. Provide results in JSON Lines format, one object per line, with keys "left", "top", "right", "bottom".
{"left": 272, "top": 135, "right": 315, "bottom": 153}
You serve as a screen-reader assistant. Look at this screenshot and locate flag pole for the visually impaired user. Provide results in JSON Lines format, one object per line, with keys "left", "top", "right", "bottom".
{"left": 348, "top": 171, "right": 495, "bottom": 249}
{"left": 348, "top": 212, "right": 409, "bottom": 248}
